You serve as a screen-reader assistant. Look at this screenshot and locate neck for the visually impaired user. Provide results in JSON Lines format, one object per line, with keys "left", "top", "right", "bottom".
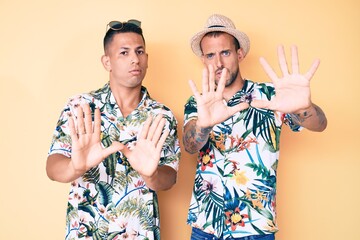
{"left": 109, "top": 81, "right": 143, "bottom": 117}
{"left": 223, "top": 76, "right": 245, "bottom": 101}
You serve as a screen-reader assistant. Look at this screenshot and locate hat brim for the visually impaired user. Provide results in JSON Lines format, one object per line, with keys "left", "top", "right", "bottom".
{"left": 190, "top": 27, "right": 250, "bottom": 57}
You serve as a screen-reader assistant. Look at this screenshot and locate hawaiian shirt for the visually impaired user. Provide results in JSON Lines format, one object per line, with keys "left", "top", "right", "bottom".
{"left": 48, "top": 82, "right": 180, "bottom": 240}
{"left": 184, "top": 80, "right": 301, "bottom": 239}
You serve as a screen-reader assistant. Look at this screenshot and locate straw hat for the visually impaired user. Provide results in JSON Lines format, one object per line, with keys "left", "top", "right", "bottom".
{"left": 190, "top": 14, "right": 250, "bottom": 57}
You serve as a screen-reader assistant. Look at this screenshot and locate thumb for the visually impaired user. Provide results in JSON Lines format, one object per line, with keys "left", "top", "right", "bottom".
{"left": 102, "top": 141, "right": 125, "bottom": 159}
{"left": 228, "top": 102, "right": 249, "bottom": 115}
{"left": 250, "top": 99, "right": 272, "bottom": 110}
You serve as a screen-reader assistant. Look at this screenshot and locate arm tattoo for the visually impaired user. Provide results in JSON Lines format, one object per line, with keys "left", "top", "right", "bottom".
{"left": 290, "top": 110, "right": 313, "bottom": 125}
{"left": 290, "top": 104, "right": 327, "bottom": 127}
{"left": 313, "top": 104, "right": 327, "bottom": 127}
{"left": 183, "top": 120, "right": 212, "bottom": 154}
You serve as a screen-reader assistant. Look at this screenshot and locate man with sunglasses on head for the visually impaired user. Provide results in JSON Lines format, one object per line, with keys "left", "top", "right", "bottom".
{"left": 46, "top": 19, "right": 180, "bottom": 240}
{"left": 183, "top": 14, "right": 327, "bottom": 239}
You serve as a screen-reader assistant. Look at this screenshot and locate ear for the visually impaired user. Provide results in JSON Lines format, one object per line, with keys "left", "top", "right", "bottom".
{"left": 101, "top": 55, "right": 111, "bottom": 72}
{"left": 145, "top": 53, "right": 149, "bottom": 69}
{"left": 237, "top": 48, "right": 245, "bottom": 62}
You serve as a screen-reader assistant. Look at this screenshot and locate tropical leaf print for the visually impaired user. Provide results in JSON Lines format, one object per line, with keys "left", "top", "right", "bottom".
{"left": 82, "top": 166, "right": 100, "bottom": 183}
{"left": 192, "top": 173, "right": 224, "bottom": 233}
{"left": 243, "top": 107, "right": 279, "bottom": 151}
{"left": 185, "top": 80, "right": 288, "bottom": 238}
{"left": 50, "top": 83, "right": 180, "bottom": 240}
{"left": 117, "top": 197, "right": 157, "bottom": 232}
{"left": 96, "top": 181, "right": 114, "bottom": 207}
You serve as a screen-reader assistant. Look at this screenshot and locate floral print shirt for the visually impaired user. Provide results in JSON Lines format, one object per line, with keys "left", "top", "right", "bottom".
{"left": 184, "top": 80, "right": 300, "bottom": 239}
{"left": 48, "top": 83, "right": 180, "bottom": 240}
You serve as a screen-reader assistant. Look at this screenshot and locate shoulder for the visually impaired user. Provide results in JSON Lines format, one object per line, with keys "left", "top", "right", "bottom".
{"left": 65, "top": 83, "right": 109, "bottom": 108}
{"left": 142, "top": 91, "right": 175, "bottom": 119}
{"left": 147, "top": 98, "right": 175, "bottom": 116}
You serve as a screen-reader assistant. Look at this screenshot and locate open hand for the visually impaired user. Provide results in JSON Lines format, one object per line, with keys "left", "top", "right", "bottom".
{"left": 189, "top": 65, "right": 249, "bottom": 128}
{"left": 251, "top": 45, "right": 320, "bottom": 113}
{"left": 120, "top": 114, "right": 169, "bottom": 178}
{"left": 68, "top": 103, "right": 122, "bottom": 173}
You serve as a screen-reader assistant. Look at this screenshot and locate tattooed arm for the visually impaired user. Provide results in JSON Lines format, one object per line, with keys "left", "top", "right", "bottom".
{"left": 289, "top": 103, "right": 327, "bottom": 132}
{"left": 183, "top": 119, "right": 212, "bottom": 154}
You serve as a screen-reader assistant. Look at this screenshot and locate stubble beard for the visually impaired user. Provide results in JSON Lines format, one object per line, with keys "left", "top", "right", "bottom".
{"left": 224, "top": 68, "right": 239, "bottom": 87}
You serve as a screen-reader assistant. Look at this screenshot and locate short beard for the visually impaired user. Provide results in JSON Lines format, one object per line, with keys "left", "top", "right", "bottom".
{"left": 225, "top": 68, "right": 239, "bottom": 87}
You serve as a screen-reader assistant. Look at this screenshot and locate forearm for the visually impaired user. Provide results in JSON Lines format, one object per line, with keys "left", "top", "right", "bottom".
{"left": 183, "top": 119, "right": 212, "bottom": 154}
{"left": 141, "top": 165, "right": 177, "bottom": 191}
{"left": 290, "top": 103, "right": 327, "bottom": 132}
{"left": 46, "top": 154, "right": 84, "bottom": 183}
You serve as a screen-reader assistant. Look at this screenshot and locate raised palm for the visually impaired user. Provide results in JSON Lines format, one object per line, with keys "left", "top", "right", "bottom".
{"left": 251, "top": 45, "right": 320, "bottom": 113}
{"left": 189, "top": 65, "right": 249, "bottom": 128}
{"left": 69, "top": 104, "right": 168, "bottom": 178}
{"left": 68, "top": 104, "right": 122, "bottom": 173}
{"left": 120, "top": 114, "right": 169, "bottom": 177}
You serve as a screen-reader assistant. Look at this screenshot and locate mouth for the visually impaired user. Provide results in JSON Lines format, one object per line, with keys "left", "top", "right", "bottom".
{"left": 215, "top": 70, "right": 224, "bottom": 80}
{"left": 129, "top": 69, "right": 141, "bottom": 75}
{"left": 215, "top": 68, "right": 228, "bottom": 77}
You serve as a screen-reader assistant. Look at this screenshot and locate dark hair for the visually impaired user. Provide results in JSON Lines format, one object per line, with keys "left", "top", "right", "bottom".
{"left": 103, "top": 23, "right": 145, "bottom": 52}
{"left": 201, "top": 31, "right": 240, "bottom": 53}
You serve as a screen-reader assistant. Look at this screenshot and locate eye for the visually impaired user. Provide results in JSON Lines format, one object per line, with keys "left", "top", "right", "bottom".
{"left": 120, "top": 51, "right": 128, "bottom": 56}
{"left": 136, "top": 50, "right": 145, "bottom": 55}
{"left": 221, "top": 50, "right": 230, "bottom": 56}
{"left": 205, "top": 53, "right": 215, "bottom": 59}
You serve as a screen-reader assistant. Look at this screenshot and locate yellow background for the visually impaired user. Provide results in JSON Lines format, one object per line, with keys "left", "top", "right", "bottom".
{"left": 1, "top": 0, "right": 359, "bottom": 239}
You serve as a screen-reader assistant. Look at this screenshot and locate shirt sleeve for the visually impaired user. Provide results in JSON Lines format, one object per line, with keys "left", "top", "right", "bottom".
{"left": 183, "top": 95, "right": 198, "bottom": 127}
{"left": 283, "top": 113, "right": 303, "bottom": 132}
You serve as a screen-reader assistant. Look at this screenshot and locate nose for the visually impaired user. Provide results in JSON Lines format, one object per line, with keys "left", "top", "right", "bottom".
{"left": 214, "top": 54, "right": 223, "bottom": 68}
{"left": 131, "top": 52, "right": 140, "bottom": 64}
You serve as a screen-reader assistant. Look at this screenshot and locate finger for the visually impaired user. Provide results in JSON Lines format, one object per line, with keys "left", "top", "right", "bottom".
{"left": 76, "top": 105, "right": 86, "bottom": 135}
{"left": 235, "top": 102, "right": 250, "bottom": 112}
{"left": 208, "top": 64, "right": 215, "bottom": 92}
{"left": 152, "top": 117, "right": 166, "bottom": 144}
{"left": 250, "top": 99, "right": 273, "bottom": 110}
{"left": 227, "top": 102, "right": 249, "bottom": 116}
{"left": 83, "top": 104, "right": 93, "bottom": 135}
{"left": 291, "top": 45, "right": 299, "bottom": 74}
{"left": 260, "top": 57, "right": 278, "bottom": 83}
{"left": 139, "top": 115, "right": 152, "bottom": 140}
{"left": 103, "top": 141, "right": 125, "bottom": 159}
{"left": 189, "top": 80, "right": 201, "bottom": 99}
{"left": 304, "top": 59, "right": 320, "bottom": 80}
{"left": 147, "top": 114, "right": 164, "bottom": 141}
{"left": 68, "top": 115, "right": 78, "bottom": 141}
{"left": 216, "top": 68, "right": 227, "bottom": 94}
{"left": 278, "top": 45, "right": 290, "bottom": 76}
{"left": 201, "top": 67, "right": 209, "bottom": 94}
{"left": 93, "top": 108, "right": 101, "bottom": 136}
{"left": 156, "top": 130, "right": 169, "bottom": 152}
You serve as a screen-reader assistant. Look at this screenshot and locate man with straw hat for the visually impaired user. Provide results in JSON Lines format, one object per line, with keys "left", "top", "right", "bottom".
{"left": 183, "top": 14, "right": 327, "bottom": 239}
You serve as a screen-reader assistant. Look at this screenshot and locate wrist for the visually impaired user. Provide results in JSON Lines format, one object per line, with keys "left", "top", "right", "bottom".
{"left": 293, "top": 104, "right": 314, "bottom": 115}
{"left": 291, "top": 104, "right": 314, "bottom": 124}
{"left": 195, "top": 119, "right": 213, "bottom": 130}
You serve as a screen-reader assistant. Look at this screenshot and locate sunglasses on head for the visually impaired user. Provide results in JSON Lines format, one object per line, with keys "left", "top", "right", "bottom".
{"left": 106, "top": 19, "right": 141, "bottom": 32}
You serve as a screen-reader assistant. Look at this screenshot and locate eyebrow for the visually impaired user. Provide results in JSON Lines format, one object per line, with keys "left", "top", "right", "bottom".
{"left": 119, "top": 45, "right": 145, "bottom": 50}
{"left": 205, "top": 48, "right": 231, "bottom": 55}
{"left": 221, "top": 49, "right": 231, "bottom": 53}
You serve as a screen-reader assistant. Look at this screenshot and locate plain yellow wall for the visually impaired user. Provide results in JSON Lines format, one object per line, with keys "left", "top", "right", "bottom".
{"left": 1, "top": 0, "right": 359, "bottom": 239}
